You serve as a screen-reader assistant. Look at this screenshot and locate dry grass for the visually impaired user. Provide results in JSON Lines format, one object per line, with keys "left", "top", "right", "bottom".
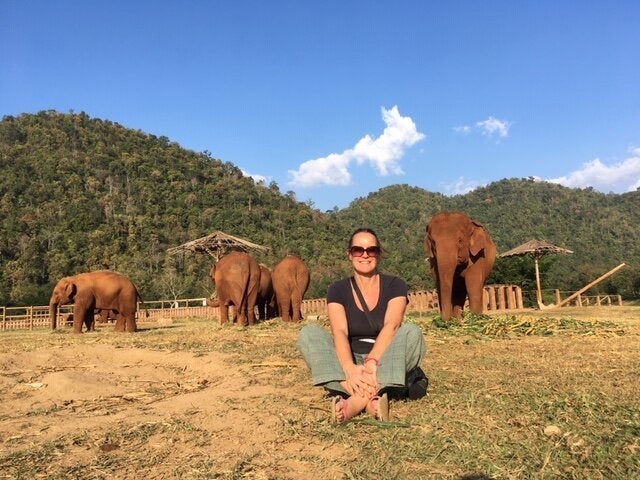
{"left": 1, "top": 306, "right": 638, "bottom": 479}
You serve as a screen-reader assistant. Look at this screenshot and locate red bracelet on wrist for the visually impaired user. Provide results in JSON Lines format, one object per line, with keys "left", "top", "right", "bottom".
{"left": 364, "top": 357, "right": 379, "bottom": 366}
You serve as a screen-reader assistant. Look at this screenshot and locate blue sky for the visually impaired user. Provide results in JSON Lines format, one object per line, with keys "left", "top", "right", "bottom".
{"left": 2, "top": 1, "right": 639, "bottom": 211}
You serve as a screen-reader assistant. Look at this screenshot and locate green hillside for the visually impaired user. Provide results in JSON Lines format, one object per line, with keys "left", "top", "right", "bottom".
{"left": 1, "top": 111, "right": 638, "bottom": 306}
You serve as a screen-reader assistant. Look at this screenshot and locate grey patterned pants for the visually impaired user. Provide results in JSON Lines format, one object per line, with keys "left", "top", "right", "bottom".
{"left": 297, "top": 322, "right": 427, "bottom": 395}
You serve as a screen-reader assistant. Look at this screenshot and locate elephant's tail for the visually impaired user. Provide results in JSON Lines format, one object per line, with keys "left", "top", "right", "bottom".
{"left": 134, "top": 285, "right": 150, "bottom": 318}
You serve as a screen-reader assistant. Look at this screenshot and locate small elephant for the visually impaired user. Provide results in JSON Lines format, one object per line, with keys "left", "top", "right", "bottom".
{"left": 49, "top": 271, "right": 141, "bottom": 333}
{"left": 271, "top": 255, "right": 310, "bottom": 322}
{"left": 95, "top": 309, "right": 116, "bottom": 324}
{"left": 209, "top": 251, "right": 261, "bottom": 326}
{"left": 425, "top": 211, "right": 496, "bottom": 321}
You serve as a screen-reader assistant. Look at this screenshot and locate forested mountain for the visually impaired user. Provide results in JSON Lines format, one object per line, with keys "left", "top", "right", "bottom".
{"left": 1, "top": 111, "right": 638, "bottom": 307}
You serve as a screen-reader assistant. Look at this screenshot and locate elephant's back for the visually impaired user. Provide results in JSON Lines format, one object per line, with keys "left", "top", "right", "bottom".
{"left": 272, "top": 255, "right": 310, "bottom": 291}
{"left": 215, "top": 252, "right": 260, "bottom": 286}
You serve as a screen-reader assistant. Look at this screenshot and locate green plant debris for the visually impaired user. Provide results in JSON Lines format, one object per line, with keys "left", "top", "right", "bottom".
{"left": 429, "top": 312, "right": 626, "bottom": 337}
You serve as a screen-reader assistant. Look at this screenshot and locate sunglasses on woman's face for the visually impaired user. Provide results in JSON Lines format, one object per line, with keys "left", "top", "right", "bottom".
{"left": 349, "top": 246, "right": 381, "bottom": 257}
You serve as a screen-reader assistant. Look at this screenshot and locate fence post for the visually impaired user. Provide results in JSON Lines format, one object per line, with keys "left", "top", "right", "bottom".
{"left": 507, "top": 286, "right": 516, "bottom": 310}
{"left": 488, "top": 286, "right": 497, "bottom": 311}
{"left": 1, "top": 306, "right": 5, "bottom": 331}
{"left": 516, "top": 286, "right": 523, "bottom": 309}
{"left": 497, "top": 286, "right": 506, "bottom": 310}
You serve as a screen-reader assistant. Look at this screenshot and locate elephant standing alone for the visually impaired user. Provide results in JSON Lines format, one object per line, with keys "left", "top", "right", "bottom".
{"left": 208, "top": 251, "right": 261, "bottom": 326}
{"left": 425, "top": 211, "right": 496, "bottom": 321}
{"left": 49, "top": 271, "right": 141, "bottom": 333}
{"left": 272, "top": 255, "right": 310, "bottom": 322}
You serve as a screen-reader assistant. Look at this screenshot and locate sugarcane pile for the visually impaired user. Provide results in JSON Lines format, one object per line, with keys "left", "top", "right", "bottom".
{"left": 431, "top": 313, "right": 626, "bottom": 337}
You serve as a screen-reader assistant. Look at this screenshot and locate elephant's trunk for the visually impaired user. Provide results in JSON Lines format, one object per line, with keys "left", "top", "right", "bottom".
{"left": 49, "top": 301, "right": 59, "bottom": 330}
{"left": 206, "top": 297, "right": 220, "bottom": 308}
{"left": 435, "top": 258, "right": 458, "bottom": 322}
{"left": 437, "top": 275, "right": 454, "bottom": 322}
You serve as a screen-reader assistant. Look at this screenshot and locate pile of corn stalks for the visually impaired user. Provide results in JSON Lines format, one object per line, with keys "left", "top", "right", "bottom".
{"left": 431, "top": 313, "right": 626, "bottom": 337}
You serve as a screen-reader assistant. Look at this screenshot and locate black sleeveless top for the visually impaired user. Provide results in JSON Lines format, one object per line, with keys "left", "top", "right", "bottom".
{"left": 326, "top": 274, "right": 408, "bottom": 354}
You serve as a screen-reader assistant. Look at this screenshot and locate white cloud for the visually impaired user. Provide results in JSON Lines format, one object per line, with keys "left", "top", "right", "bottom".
{"left": 288, "top": 106, "right": 425, "bottom": 188}
{"left": 477, "top": 116, "right": 511, "bottom": 138}
{"left": 453, "top": 125, "right": 472, "bottom": 135}
{"left": 442, "top": 176, "right": 483, "bottom": 195}
{"left": 547, "top": 147, "right": 640, "bottom": 192}
{"left": 454, "top": 116, "right": 512, "bottom": 140}
{"left": 287, "top": 153, "right": 353, "bottom": 187}
{"left": 241, "top": 169, "right": 268, "bottom": 184}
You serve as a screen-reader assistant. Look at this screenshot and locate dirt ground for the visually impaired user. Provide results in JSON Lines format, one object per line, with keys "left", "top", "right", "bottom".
{"left": 0, "top": 318, "right": 348, "bottom": 479}
{"left": 1, "top": 308, "right": 638, "bottom": 479}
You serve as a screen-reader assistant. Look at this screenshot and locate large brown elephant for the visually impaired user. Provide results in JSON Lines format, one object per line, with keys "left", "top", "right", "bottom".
{"left": 208, "top": 251, "right": 261, "bottom": 326}
{"left": 256, "top": 264, "right": 276, "bottom": 320}
{"left": 49, "top": 271, "right": 141, "bottom": 333}
{"left": 271, "top": 255, "right": 310, "bottom": 322}
{"left": 425, "top": 211, "right": 497, "bottom": 321}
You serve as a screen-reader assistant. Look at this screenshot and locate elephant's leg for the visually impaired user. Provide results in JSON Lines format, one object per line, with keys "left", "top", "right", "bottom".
{"left": 232, "top": 296, "right": 246, "bottom": 326}
{"left": 246, "top": 292, "right": 259, "bottom": 327}
{"left": 279, "top": 297, "right": 292, "bottom": 322}
{"left": 465, "top": 267, "right": 486, "bottom": 314}
{"left": 244, "top": 307, "right": 254, "bottom": 326}
{"left": 219, "top": 304, "right": 230, "bottom": 325}
{"left": 124, "top": 313, "right": 137, "bottom": 333}
{"left": 85, "top": 315, "right": 95, "bottom": 332}
{"left": 114, "top": 313, "right": 126, "bottom": 332}
{"left": 291, "top": 291, "right": 303, "bottom": 322}
{"left": 73, "top": 307, "right": 88, "bottom": 334}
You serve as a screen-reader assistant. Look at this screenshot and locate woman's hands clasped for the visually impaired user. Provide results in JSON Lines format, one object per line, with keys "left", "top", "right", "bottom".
{"left": 345, "top": 363, "right": 378, "bottom": 398}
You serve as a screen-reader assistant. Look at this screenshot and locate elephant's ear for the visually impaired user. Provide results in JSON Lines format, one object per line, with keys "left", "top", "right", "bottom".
{"left": 209, "top": 265, "right": 216, "bottom": 279}
{"left": 424, "top": 232, "right": 435, "bottom": 258}
{"left": 469, "top": 222, "right": 489, "bottom": 257}
{"left": 64, "top": 281, "right": 77, "bottom": 300}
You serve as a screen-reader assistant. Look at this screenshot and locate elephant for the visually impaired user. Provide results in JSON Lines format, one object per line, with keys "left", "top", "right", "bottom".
{"left": 49, "top": 271, "right": 141, "bottom": 333}
{"left": 425, "top": 211, "right": 497, "bottom": 322}
{"left": 256, "top": 264, "right": 276, "bottom": 320}
{"left": 271, "top": 255, "right": 310, "bottom": 322}
{"left": 208, "top": 251, "right": 261, "bottom": 326}
{"left": 72, "top": 309, "right": 113, "bottom": 332}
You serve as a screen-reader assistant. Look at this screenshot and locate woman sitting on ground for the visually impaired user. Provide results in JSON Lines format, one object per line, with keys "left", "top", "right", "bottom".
{"left": 298, "top": 228, "right": 427, "bottom": 423}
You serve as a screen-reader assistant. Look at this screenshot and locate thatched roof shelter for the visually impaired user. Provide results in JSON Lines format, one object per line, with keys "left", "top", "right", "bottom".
{"left": 500, "top": 239, "right": 573, "bottom": 259}
{"left": 167, "top": 230, "right": 268, "bottom": 262}
{"left": 500, "top": 239, "right": 573, "bottom": 308}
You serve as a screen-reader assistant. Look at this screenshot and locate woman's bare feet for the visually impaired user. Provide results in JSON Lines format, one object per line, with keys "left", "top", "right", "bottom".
{"left": 332, "top": 394, "right": 370, "bottom": 423}
{"left": 365, "top": 393, "right": 389, "bottom": 421}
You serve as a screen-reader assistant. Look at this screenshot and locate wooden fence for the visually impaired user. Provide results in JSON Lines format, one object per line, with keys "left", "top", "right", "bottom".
{"left": 2, "top": 285, "right": 624, "bottom": 331}
{"left": 2, "top": 284, "right": 527, "bottom": 331}
{"left": 552, "top": 290, "right": 623, "bottom": 307}
{"left": 1, "top": 305, "right": 73, "bottom": 331}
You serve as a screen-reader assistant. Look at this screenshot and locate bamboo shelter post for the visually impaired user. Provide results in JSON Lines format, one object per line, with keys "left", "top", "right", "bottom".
{"left": 534, "top": 255, "right": 543, "bottom": 308}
